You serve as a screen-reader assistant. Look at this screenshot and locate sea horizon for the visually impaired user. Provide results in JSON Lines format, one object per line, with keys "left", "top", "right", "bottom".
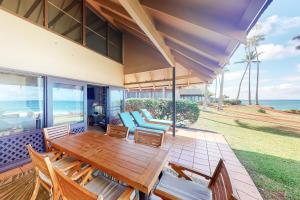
{"left": 241, "top": 99, "right": 300, "bottom": 110}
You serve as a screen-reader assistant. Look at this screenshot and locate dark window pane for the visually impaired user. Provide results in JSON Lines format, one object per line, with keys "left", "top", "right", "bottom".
{"left": 85, "top": 7, "right": 107, "bottom": 55}
{"left": 108, "top": 26, "right": 122, "bottom": 62}
{"left": 86, "top": 29, "right": 107, "bottom": 55}
{"left": 48, "top": 0, "right": 82, "bottom": 43}
{"left": 0, "top": 72, "right": 44, "bottom": 137}
{"left": 0, "top": 0, "right": 43, "bottom": 25}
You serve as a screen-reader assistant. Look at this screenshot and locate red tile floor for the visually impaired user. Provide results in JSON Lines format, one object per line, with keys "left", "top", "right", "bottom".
{"left": 162, "top": 128, "right": 263, "bottom": 200}
{"left": 0, "top": 128, "right": 262, "bottom": 200}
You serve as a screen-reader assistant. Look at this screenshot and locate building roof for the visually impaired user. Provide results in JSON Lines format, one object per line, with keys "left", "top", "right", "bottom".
{"left": 87, "top": 0, "right": 272, "bottom": 89}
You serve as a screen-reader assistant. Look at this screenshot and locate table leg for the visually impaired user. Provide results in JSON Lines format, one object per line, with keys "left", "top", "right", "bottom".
{"left": 139, "top": 191, "right": 149, "bottom": 200}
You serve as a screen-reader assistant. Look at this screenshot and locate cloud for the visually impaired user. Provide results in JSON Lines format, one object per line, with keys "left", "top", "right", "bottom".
{"left": 248, "top": 15, "right": 300, "bottom": 37}
{"left": 282, "top": 75, "right": 300, "bottom": 82}
{"left": 297, "top": 64, "right": 300, "bottom": 72}
{"left": 224, "top": 70, "right": 244, "bottom": 81}
{"left": 257, "top": 42, "right": 300, "bottom": 60}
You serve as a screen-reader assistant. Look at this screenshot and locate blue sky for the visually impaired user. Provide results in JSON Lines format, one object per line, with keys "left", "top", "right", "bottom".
{"left": 210, "top": 0, "right": 300, "bottom": 100}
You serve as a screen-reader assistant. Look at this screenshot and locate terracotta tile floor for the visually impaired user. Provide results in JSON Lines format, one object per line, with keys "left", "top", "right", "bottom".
{"left": 161, "top": 128, "right": 263, "bottom": 200}
{"left": 0, "top": 128, "right": 262, "bottom": 200}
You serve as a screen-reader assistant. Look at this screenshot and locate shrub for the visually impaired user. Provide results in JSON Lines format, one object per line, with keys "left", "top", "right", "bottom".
{"left": 125, "top": 98, "right": 200, "bottom": 124}
{"left": 223, "top": 99, "right": 241, "bottom": 105}
{"left": 258, "top": 108, "right": 266, "bottom": 114}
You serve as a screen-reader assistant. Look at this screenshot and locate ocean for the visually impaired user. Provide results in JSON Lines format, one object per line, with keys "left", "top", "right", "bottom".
{"left": 0, "top": 100, "right": 83, "bottom": 115}
{"left": 241, "top": 100, "right": 300, "bottom": 110}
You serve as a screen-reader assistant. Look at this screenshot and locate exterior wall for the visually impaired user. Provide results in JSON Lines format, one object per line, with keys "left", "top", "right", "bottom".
{"left": 0, "top": 9, "right": 124, "bottom": 87}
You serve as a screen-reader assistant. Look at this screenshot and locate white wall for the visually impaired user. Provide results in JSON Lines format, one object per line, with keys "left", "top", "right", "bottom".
{"left": 0, "top": 9, "right": 124, "bottom": 87}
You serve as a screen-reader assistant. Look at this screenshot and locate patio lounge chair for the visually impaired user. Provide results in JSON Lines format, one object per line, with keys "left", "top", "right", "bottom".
{"left": 152, "top": 159, "right": 237, "bottom": 200}
{"left": 119, "top": 112, "right": 164, "bottom": 135}
{"left": 140, "top": 109, "right": 172, "bottom": 126}
{"left": 130, "top": 111, "right": 170, "bottom": 132}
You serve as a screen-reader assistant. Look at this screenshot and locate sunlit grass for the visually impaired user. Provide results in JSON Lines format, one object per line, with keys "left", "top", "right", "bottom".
{"left": 193, "top": 106, "right": 300, "bottom": 200}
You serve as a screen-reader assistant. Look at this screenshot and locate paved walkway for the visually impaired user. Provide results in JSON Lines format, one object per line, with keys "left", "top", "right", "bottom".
{"left": 162, "top": 128, "right": 263, "bottom": 200}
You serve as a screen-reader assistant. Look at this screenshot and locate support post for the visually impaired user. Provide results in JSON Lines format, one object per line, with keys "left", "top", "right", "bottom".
{"left": 203, "top": 84, "right": 208, "bottom": 110}
{"left": 218, "top": 70, "right": 225, "bottom": 110}
{"left": 172, "top": 67, "right": 176, "bottom": 136}
{"left": 43, "top": 0, "right": 48, "bottom": 28}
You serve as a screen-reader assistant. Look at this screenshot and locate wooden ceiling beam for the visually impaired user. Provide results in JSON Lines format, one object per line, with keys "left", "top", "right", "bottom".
{"left": 126, "top": 82, "right": 203, "bottom": 90}
{"left": 165, "top": 39, "right": 221, "bottom": 72}
{"left": 172, "top": 50, "right": 215, "bottom": 78}
{"left": 24, "top": 0, "right": 41, "bottom": 18}
{"left": 88, "top": 0, "right": 132, "bottom": 21}
{"left": 48, "top": 1, "right": 79, "bottom": 27}
{"left": 157, "top": 22, "right": 229, "bottom": 64}
{"left": 141, "top": 0, "right": 247, "bottom": 43}
{"left": 119, "top": 0, "right": 175, "bottom": 67}
{"left": 125, "top": 74, "right": 197, "bottom": 85}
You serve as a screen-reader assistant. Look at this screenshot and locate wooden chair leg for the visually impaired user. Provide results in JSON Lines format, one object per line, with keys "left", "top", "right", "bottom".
{"left": 30, "top": 177, "right": 40, "bottom": 200}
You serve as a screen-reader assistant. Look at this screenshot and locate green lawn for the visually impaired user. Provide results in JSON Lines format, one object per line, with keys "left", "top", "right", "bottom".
{"left": 192, "top": 106, "right": 300, "bottom": 200}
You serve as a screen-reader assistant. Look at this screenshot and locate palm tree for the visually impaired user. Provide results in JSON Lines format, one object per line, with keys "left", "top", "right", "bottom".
{"left": 248, "top": 35, "right": 265, "bottom": 105}
{"left": 293, "top": 35, "right": 300, "bottom": 50}
{"left": 235, "top": 47, "right": 257, "bottom": 103}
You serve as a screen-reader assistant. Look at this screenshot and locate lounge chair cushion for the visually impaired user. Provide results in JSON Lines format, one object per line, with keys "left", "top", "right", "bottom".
{"left": 131, "top": 111, "right": 169, "bottom": 131}
{"left": 119, "top": 112, "right": 165, "bottom": 134}
{"left": 141, "top": 109, "right": 172, "bottom": 125}
{"left": 136, "top": 127, "right": 165, "bottom": 134}
{"left": 155, "top": 171, "right": 212, "bottom": 200}
{"left": 84, "top": 175, "right": 127, "bottom": 200}
{"left": 140, "top": 109, "right": 154, "bottom": 120}
{"left": 149, "top": 119, "right": 172, "bottom": 125}
{"left": 119, "top": 112, "right": 136, "bottom": 132}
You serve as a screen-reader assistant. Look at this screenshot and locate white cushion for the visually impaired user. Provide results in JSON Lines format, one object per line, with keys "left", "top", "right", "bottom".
{"left": 154, "top": 171, "right": 212, "bottom": 200}
{"left": 84, "top": 176, "right": 127, "bottom": 200}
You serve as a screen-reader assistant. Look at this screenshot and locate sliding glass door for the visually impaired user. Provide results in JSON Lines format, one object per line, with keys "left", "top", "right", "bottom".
{"left": 46, "top": 77, "right": 87, "bottom": 130}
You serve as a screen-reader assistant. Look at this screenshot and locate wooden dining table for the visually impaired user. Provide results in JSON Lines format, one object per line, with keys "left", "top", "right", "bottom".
{"left": 49, "top": 131, "right": 169, "bottom": 199}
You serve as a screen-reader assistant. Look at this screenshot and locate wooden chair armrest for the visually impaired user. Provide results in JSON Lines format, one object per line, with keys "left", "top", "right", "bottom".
{"left": 50, "top": 151, "right": 63, "bottom": 162}
{"left": 117, "top": 187, "right": 134, "bottom": 200}
{"left": 153, "top": 188, "right": 181, "bottom": 200}
{"left": 71, "top": 166, "right": 92, "bottom": 181}
{"left": 61, "top": 160, "right": 82, "bottom": 172}
{"left": 169, "top": 162, "right": 212, "bottom": 180}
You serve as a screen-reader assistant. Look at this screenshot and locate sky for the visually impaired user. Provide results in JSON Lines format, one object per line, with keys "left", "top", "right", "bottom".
{"left": 210, "top": 0, "right": 300, "bottom": 100}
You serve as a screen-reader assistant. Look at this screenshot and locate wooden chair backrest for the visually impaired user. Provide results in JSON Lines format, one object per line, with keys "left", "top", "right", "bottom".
{"left": 27, "top": 144, "right": 58, "bottom": 190}
{"left": 134, "top": 130, "right": 163, "bottom": 148}
{"left": 208, "top": 159, "right": 237, "bottom": 200}
{"left": 43, "top": 124, "right": 70, "bottom": 151}
{"left": 107, "top": 124, "right": 129, "bottom": 139}
{"left": 54, "top": 168, "right": 98, "bottom": 200}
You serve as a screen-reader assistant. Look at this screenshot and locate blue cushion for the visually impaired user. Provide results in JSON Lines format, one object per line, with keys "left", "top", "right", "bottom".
{"left": 130, "top": 111, "right": 146, "bottom": 125}
{"left": 139, "top": 123, "right": 169, "bottom": 132}
{"left": 119, "top": 112, "right": 136, "bottom": 131}
{"left": 140, "top": 109, "right": 154, "bottom": 120}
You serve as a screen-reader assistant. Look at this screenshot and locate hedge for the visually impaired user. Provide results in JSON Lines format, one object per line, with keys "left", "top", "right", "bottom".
{"left": 125, "top": 98, "right": 200, "bottom": 125}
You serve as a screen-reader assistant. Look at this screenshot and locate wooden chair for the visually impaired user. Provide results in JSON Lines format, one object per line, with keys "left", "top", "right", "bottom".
{"left": 54, "top": 167, "right": 134, "bottom": 200}
{"left": 153, "top": 159, "right": 238, "bottom": 200}
{"left": 27, "top": 144, "right": 80, "bottom": 200}
{"left": 107, "top": 124, "right": 129, "bottom": 139}
{"left": 134, "top": 129, "right": 164, "bottom": 148}
{"left": 43, "top": 124, "right": 71, "bottom": 153}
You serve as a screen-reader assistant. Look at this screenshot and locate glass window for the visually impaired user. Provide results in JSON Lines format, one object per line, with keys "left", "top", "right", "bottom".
{"left": 85, "top": 7, "right": 107, "bottom": 55}
{"left": 108, "top": 87, "right": 124, "bottom": 124}
{"left": 52, "top": 83, "right": 84, "bottom": 125}
{"left": 0, "top": 72, "right": 44, "bottom": 137}
{"left": 0, "top": 0, "right": 43, "bottom": 25}
{"left": 48, "top": 0, "right": 82, "bottom": 43}
{"left": 108, "top": 26, "right": 122, "bottom": 62}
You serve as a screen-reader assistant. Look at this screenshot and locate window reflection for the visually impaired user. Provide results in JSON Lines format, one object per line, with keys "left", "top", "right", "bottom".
{"left": 52, "top": 83, "right": 84, "bottom": 125}
{"left": 0, "top": 72, "right": 44, "bottom": 137}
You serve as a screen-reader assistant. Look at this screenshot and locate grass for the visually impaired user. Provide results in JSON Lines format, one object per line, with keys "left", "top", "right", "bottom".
{"left": 192, "top": 105, "right": 300, "bottom": 200}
